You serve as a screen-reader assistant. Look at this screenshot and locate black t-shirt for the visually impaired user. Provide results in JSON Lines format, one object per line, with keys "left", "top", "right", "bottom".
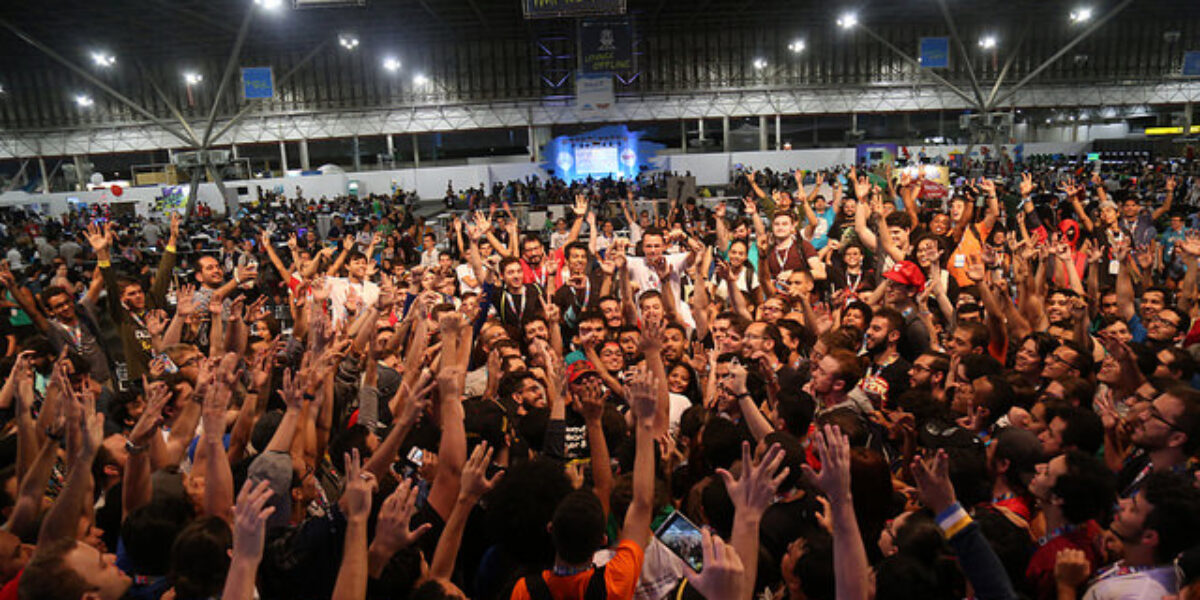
{"left": 860, "top": 355, "right": 911, "bottom": 409}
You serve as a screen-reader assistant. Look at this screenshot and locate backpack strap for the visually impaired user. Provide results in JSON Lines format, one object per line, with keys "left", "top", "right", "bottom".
{"left": 584, "top": 565, "right": 608, "bottom": 600}
{"left": 522, "top": 571, "right": 554, "bottom": 600}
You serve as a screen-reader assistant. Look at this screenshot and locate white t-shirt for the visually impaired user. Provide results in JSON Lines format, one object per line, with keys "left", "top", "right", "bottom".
{"left": 1082, "top": 565, "right": 1175, "bottom": 600}
{"left": 327, "top": 277, "right": 380, "bottom": 325}
{"left": 625, "top": 252, "right": 695, "bottom": 329}
{"left": 455, "top": 263, "right": 481, "bottom": 295}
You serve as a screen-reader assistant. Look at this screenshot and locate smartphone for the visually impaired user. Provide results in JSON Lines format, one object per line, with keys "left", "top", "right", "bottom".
{"left": 406, "top": 447, "right": 424, "bottom": 467}
{"left": 654, "top": 511, "right": 704, "bottom": 572}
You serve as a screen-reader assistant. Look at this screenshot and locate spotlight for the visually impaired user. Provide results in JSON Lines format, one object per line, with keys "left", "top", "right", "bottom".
{"left": 382, "top": 57, "right": 401, "bottom": 72}
{"left": 413, "top": 73, "right": 429, "bottom": 86}
{"left": 338, "top": 34, "right": 359, "bottom": 50}
{"left": 837, "top": 13, "right": 858, "bottom": 29}
{"left": 1069, "top": 7, "right": 1092, "bottom": 23}
{"left": 978, "top": 36, "right": 997, "bottom": 50}
{"left": 788, "top": 39, "right": 806, "bottom": 53}
{"left": 75, "top": 94, "right": 94, "bottom": 108}
{"left": 752, "top": 58, "right": 768, "bottom": 70}
{"left": 90, "top": 51, "right": 116, "bottom": 68}
{"left": 184, "top": 72, "right": 203, "bottom": 85}
{"left": 255, "top": 0, "right": 284, "bottom": 9}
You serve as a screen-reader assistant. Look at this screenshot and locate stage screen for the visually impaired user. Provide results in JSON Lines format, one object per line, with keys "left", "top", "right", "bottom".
{"left": 574, "top": 146, "right": 619, "bottom": 175}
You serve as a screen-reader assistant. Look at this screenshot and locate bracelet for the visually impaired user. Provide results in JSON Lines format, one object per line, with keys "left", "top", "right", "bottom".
{"left": 44, "top": 426, "right": 64, "bottom": 442}
{"left": 165, "top": 245, "right": 176, "bottom": 253}
{"left": 97, "top": 259, "right": 111, "bottom": 269}
{"left": 125, "top": 439, "right": 148, "bottom": 455}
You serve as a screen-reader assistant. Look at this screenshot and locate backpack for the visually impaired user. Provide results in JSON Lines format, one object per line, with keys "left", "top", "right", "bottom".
{"left": 522, "top": 565, "right": 608, "bottom": 600}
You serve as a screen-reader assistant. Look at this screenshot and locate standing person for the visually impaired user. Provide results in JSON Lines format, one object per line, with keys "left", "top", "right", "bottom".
{"left": 859, "top": 309, "right": 912, "bottom": 408}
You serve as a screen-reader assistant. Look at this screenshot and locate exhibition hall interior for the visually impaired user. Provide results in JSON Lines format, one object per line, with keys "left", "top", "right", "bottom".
{"left": 0, "top": 1, "right": 1199, "bottom": 599}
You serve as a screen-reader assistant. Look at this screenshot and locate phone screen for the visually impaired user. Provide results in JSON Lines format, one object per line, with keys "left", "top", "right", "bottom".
{"left": 654, "top": 511, "right": 704, "bottom": 572}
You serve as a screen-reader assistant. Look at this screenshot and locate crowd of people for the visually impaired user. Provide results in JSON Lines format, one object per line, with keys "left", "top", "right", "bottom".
{"left": 0, "top": 157, "right": 1199, "bottom": 600}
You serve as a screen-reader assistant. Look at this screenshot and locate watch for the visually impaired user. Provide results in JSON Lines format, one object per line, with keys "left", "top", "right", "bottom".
{"left": 125, "top": 440, "right": 148, "bottom": 455}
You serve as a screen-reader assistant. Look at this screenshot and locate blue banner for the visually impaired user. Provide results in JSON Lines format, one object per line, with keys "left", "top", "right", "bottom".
{"left": 919, "top": 37, "right": 950, "bottom": 69}
{"left": 1184, "top": 51, "right": 1200, "bottom": 77}
{"left": 241, "top": 67, "right": 275, "bottom": 100}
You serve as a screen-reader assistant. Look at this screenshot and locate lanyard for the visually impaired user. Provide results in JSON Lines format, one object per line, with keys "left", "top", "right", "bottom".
{"left": 845, "top": 269, "right": 863, "bottom": 293}
{"left": 774, "top": 242, "right": 792, "bottom": 272}
{"left": 503, "top": 289, "right": 526, "bottom": 321}
{"left": 570, "top": 277, "right": 590, "bottom": 308}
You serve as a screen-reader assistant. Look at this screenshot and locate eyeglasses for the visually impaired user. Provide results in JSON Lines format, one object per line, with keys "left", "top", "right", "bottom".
{"left": 1046, "top": 352, "right": 1082, "bottom": 372}
{"left": 1151, "top": 315, "right": 1181, "bottom": 330}
{"left": 1147, "top": 404, "right": 1185, "bottom": 432}
{"left": 910, "top": 363, "right": 933, "bottom": 373}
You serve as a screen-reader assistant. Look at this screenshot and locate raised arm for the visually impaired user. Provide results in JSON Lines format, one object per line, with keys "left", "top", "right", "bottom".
{"left": 429, "top": 443, "right": 501, "bottom": 580}
{"left": 35, "top": 381, "right": 103, "bottom": 547}
{"left": 426, "top": 314, "right": 469, "bottom": 520}
{"left": 977, "top": 179, "right": 1001, "bottom": 234}
{"left": 221, "top": 481, "right": 275, "bottom": 600}
{"left": 1150, "top": 176, "right": 1176, "bottom": 221}
{"left": 622, "top": 368, "right": 658, "bottom": 548}
{"left": 801, "top": 425, "right": 869, "bottom": 600}
{"left": 332, "top": 450, "right": 375, "bottom": 600}
{"left": 719, "top": 441, "right": 787, "bottom": 600}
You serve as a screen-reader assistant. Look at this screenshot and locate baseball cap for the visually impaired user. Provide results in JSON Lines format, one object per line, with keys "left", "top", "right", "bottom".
{"left": 883, "top": 260, "right": 926, "bottom": 289}
{"left": 567, "top": 360, "right": 600, "bottom": 384}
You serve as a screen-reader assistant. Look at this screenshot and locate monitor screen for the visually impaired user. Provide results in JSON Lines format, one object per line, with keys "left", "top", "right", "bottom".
{"left": 574, "top": 146, "right": 619, "bottom": 174}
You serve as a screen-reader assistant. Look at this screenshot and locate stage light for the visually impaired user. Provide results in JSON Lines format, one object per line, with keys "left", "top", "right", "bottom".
{"left": 184, "top": 72, "right": 203, "bottom": 85}
{"left": 90, "top": 51, "right": 116, "bottom": 68}
{"left": 978, "top": 36, "right": 997, "bottom": 50}
{"left": 338, "top": 34, "right": 359, "bottom": 50}
{"left": 752, "top": 58, "right": 768, "bottom": 70}
{"left": 412, "top": 73, "right": 429, "bottom": 85}
{"left": 788, "top": 39, "right": 806, "bottom": 53}
{"left": 837, "top": 13, "right": 858, "bottom": 30}
{"left": 382, "top": 57, "right": 401, "bottom": 72}
{"left": 1070, "top": 7, "right": 1092, "bottom": 23}
{"left": 255, "top": 0, "right": 284, "bottom": 10}
{"left": 75, "top": 94, "right": 94, "bottom": 108}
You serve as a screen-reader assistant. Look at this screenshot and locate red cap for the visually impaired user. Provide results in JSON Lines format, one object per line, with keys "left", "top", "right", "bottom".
{"left": 567, "top": 360, "right": 600, "bottom": 384}
{"left": 883, "top": 260, "right": 926, "bottom": 289}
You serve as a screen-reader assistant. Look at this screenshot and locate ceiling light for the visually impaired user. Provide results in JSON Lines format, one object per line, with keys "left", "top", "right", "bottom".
{"left": 413, "top": 73, "right": 429, "bottom": 86}
{"left": 382, "top": 57, "right": 401, "bottom": 72}
{"left": 254, "top": 0, "right": 284, "bottom": 10}
{"left": 788, "top": 39, "right": 806, "bottom": 53}
{"left": 752, "top": 58, "right": 768, "bottom": 70}
{"left": 978, "top": 36, "right": 997, "bottom": 50}
{"left": 837, "top": 13, "right": 858, "bottom": 30}
{"left": 75, "top": 94, "right": 94, "bottom": 108}
{"left": 184, "top": 72, "right": 203, "bottom": 85}
{"left": 338, "top": 34, "right": 359, "bottom": 50}
{"left": 1070, "top": 7, "right": 1092, "bottom": 23}
{"left": 90, "top": 51, "right": 116, "bottom": 68}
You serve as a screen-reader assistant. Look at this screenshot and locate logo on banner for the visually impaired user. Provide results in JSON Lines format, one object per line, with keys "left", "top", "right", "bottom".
{"left": 577, "top": 73, "right": 615, "bottom": 115}
{"left": 241, "top": 67, "right": 275, "bottom": 100}
{"left": 919, "top": 38, "right": 950, "bottom": 69}
{"left": 580, "top": 19, "right": 633, "bottom": 73}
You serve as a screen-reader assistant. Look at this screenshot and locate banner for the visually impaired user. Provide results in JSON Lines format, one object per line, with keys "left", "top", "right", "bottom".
{"left": 576, "top": 73, "right": 614, "bottom": 116}
{"left": 919, "top": 37, "right": 950, "bottom": 68}
{"left": 241, "top": 67, "right": 275, "bottom": 100}
{"left": 579, "top": 19, "right": 633, "bottom": 73}
{"left": 1184, "top": 51, "right": 1200, "bottom": 77}
{"left": 525, "top": 0, "right": 624, "bottom": 18}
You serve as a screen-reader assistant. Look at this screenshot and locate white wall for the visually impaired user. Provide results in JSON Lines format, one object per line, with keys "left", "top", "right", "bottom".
{"left": 0, "top": 140, "right": 1098, "bottom": 217}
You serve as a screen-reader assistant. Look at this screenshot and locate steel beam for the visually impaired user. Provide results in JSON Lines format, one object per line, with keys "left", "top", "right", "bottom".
{"left": 934, "top": 0, "right": 985, "bottom": 108}
{"left": 201, "top": 7, "right": 255, "bottom": 148}
{"left": 856, "top": 25, "right": 978, "bottom": 108}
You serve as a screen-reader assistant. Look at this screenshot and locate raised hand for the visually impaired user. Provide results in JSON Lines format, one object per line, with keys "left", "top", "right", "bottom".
{"left": 131, "top": 377, "right": 171, "bottom": 447}
{"left": 718, "top": 441, "right": 788, "bottom": 516}
{"left": 800, "top": 424, "right": 852, "bottom": 503}
{"left": 1054, "top": 548, "right": 1092, "bottom": 591}
{"left": 573, "top": 195, "right": 589, "bottom": 217}
{"left": 578, "top": 378, "right": 606, "bottom": 422}
{"left": 910, "top": 448, "right": 957, "bottom": 514}
{"left": 372, "top": 479, "right": 432, "bottom": 555}
{"left": 977, "top": 178, "right": 996, "bottom": 197}
{"left": 84, "top": 222, "right": 110, "bottom": 254}
{"left": 627, "top": 368, "right": 660, "bottom": 428}
{"left": 339, "top": 448, "right": 377, "bottom": 521}
{"left": 231, "top": 479, "right": 276, "bottom": 559}
{"left": 460, "top": 442, "right": 503, "bottom": 501}
{"left": 685, "top": 529, "right": 746, "bottom": 597}
{"left": 640, "top": 315, "right": 664, "bottom": 353}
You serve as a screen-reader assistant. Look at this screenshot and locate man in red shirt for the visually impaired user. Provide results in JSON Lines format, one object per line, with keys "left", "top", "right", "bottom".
{"left": 1024, "top": 451, "right": 1116, "bottom": 600}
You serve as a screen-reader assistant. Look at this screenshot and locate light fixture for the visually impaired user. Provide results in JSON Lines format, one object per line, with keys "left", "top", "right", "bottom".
{"left": 412, "top": 73, "right": 429, "bottom": 86}
{"left": 788, "top": 39, "right": 806, "bottom": 53}
{"left": 978, "top": 36, "right": 997, "bottom": 50}
{"left": 752, "top": 58, "right": 768, "bottom": 70}
{"left": 90, "top": 51, "right": 116, "bottom": 68}
{"left": 1045, "top": 118, "right": 1052, "bottom": 124}
{"left": 184, "top": 72, "right": 203, "bottom": 85}
{"left": 837, "top": 13, "right": 858, "bottom": 30}
{"left": 338, "top": 34, "right": 359, "bottom": 50}
{"left": 382, "top": 56, "right": 401, "bottom": 72}
{"left": 254, "top": 0, "right": 284, "bottom": 10}
{"left": 75, "top": 94, "right": 94, "bottom": 108}
{"left": 1069, "top": 7, "right": 1092, "bottom": 23}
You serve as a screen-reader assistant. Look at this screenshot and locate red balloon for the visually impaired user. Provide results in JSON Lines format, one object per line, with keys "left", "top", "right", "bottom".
{"left": 111, "top": 184, "right": 124, "bottom": 197}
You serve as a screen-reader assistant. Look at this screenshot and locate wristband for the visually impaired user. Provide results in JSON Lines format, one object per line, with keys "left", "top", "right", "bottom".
{"left": 125, "top": 439, "right": 148, "bottom": 455}
{"left": 98, "top": 259, "right": 111, "bottom": 269}
{"left": 165, "top": 245, "right": 176, "bottom": 253}
{"left": 234, "top": 272, "right": 242, "bottom": 284}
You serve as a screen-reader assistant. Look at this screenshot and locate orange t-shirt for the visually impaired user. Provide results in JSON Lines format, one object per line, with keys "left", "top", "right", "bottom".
{"left": 510, "top": 539, "right": 645, "bottom": 600}
{"left": 948, "top": 222, "right": 992, "bottom": 287}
